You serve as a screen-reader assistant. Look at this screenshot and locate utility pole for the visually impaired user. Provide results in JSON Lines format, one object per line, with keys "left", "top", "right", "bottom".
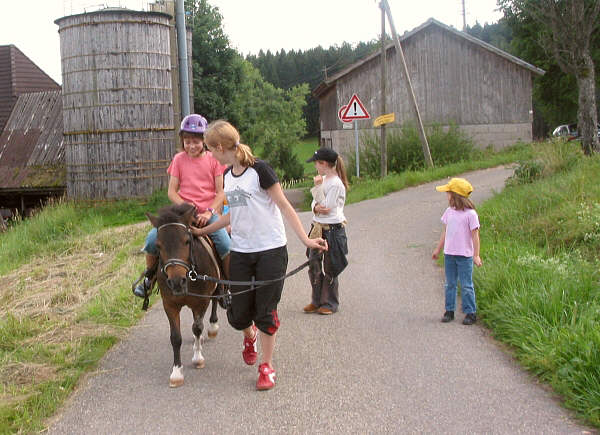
{"left": 381, "top": 0, "right": 433, "bottom": 168}
{"left": 380, "top": 2, "right": 387, "bottom": 177}
{"left": 462, "top": 0, "right": 467, "bottom": 31}
{"left": 176, "top": 0, "right": 190, "bottom": 117}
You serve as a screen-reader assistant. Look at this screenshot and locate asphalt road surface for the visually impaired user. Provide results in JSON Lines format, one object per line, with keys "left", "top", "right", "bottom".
{"left": 47, "top": 167, "right": 593, "bottom": 434}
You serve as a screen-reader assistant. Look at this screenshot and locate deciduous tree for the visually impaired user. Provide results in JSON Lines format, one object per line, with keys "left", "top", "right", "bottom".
{"left": 499, "top": 0, "right": 600, "bottom": 154}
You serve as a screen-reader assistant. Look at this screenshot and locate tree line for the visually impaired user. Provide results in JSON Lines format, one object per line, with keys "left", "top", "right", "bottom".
{"left": 186, "top": 0, "right": 600, "bottom": 177}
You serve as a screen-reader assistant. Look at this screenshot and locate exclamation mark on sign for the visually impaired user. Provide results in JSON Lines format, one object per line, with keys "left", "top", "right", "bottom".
{"left": 353, "top": 102, "right": 357, "bottom": 116}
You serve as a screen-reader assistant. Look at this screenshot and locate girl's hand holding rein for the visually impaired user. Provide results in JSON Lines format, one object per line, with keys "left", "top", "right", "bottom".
{"left": 306, "top": 237, "right": 328, "bottom": 252}
{"left": 473, "top": 256, "right": 483, "bottom": 267}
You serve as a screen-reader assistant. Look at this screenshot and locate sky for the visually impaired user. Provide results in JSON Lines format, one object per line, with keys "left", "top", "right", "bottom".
{"left": 0, "top": 0, "right": 502, "bottom": 85}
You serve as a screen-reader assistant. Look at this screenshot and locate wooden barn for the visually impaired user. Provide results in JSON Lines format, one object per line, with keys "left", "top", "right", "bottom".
{"left": 0, "top": 46, "right": 64, "bottom": 219}
{"left": 313, "top": 18, "right": 545, "bottom": 155}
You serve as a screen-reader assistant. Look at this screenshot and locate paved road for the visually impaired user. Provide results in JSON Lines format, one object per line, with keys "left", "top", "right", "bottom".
{"left": 48, "top": 167, "right": 592, "bottom": 434}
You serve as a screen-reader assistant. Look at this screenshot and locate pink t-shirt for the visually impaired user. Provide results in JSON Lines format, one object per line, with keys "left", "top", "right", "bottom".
{"left": 167, "top": 151, "right": 226, "bottom": 213}
{"left": 441, "top": 207, "right": 480, "bottom": 257}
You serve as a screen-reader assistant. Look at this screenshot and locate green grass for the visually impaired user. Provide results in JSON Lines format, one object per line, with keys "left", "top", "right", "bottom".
{"left": 474, "top": 142, "right": 600, "bottom": 426}
{"left": 0, "top": 189, "right": 170, "bottom": 276}
{"left": 0, "top": 225, "right": 155, "bottom": 433}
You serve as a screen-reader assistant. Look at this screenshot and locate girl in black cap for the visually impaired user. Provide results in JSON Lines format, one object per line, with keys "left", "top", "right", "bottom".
{"left": 304, "top": 148, "right": 349, "bottom": 315}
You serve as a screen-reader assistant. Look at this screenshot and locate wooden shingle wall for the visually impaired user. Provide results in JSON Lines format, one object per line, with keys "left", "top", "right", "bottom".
{"left": 55, "top": 10, "right": 175, "bottom": 200}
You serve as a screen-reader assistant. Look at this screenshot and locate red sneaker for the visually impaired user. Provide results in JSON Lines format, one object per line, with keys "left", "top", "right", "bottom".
{"left": 256, "top": 363, "right": 276, "bottom": 390}
{"left": 242, "top": 325, "right": 258, "bottom": 365}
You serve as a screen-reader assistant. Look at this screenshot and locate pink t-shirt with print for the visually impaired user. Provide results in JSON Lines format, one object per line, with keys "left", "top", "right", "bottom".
{"left": 441, "top": 207, "right": 480, "bottom": 257}
{"left": 167, "top": 151, "right": 226, "bottom": 213}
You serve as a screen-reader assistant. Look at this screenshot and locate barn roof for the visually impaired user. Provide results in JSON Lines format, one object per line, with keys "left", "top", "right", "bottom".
{"left": 0, "top": 45, "right": 60, "bottom": 134}
{"left": 0, "top": 90, "right": 65, "bottom": 190}
{"left": 313, "top": 18, "right": 545, "bottom": 98}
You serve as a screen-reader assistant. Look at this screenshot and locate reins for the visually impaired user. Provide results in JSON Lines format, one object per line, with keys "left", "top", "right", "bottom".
{"left": 156, "top": 222, "right": 310, "bottom": 306}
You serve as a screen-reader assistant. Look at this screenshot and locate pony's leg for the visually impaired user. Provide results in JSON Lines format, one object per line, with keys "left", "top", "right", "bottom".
{"left": 191, "top": 309, "right": 206, "bottom": 369}
{"left": 164, "top": 304, "right": 184, "bottom": 387}
{"left": 207, "top": 298, "right": 219, "bottom": 339}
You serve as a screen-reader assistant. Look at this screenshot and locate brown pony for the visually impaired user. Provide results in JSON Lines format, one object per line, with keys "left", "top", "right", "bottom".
{"left": 147, "top": 203, "right": 223, "bottom": 387}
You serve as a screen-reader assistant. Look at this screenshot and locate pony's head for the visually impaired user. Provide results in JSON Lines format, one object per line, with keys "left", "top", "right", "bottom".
{"left": 147, "top": 203, "right": 196, "bottom": 293}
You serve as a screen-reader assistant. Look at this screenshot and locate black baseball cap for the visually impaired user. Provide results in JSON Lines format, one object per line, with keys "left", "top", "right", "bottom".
{"left": 306, "top": 147, "right": 338, "bottom": 163}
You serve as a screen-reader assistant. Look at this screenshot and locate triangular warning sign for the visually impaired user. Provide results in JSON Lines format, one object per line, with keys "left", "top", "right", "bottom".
{"left": 341, "top": 94, "right": 370, "bottom": 120}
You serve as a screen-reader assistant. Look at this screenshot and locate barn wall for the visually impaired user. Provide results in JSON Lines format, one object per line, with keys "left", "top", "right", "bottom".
{"left": 320, "top": 22, "right": 536, "bottom": 152}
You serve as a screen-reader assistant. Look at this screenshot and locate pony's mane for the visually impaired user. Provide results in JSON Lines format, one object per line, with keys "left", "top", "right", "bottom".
{"left": 155, "top": 203, "right": 195, "bottom": 227}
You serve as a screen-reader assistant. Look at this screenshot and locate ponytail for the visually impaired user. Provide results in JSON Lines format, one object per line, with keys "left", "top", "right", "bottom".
{"left": 335, "top": 156, "right": 349, "bottom": 190}
{"left": 235, "top": 143, "right": 256, "bottom": 167}
{"left": 205, "top": 120, "right": 256, "bottom": 166}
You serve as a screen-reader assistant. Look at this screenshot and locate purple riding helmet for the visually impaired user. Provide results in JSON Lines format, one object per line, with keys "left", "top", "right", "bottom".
{"left": 180, "top": 114, "right": 207, "bottom": 134}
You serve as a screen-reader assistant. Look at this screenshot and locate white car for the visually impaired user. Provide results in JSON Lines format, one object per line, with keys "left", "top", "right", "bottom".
{"left": 552, "top": 123, "right": 578, "bottom": 139}
{"left": 552, "top": 123, "right": 600, "bottom": 140}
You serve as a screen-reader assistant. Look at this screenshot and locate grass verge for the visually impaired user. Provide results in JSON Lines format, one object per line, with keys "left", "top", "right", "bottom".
{"left": 474, "top": 140, "right": 600, "bottom": 426}
{"left": 0, "top": 222, "right": 157, "bottom": 433}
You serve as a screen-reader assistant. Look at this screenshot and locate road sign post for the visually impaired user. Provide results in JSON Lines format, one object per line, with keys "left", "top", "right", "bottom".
{"left": 354, "top": 120, "right": 360, "bottom": 177}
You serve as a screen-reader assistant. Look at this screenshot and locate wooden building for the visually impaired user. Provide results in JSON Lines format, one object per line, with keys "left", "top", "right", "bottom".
{"left": 0, "top": 45, "right": 60, "bottom": 134}
{"left": 0, "top": 90, "right": 65, "bottom": 217}
{"left": 313, "top": 19, "right": 545, "bottom": 155}
{"left": 0, "top": 46, "right": 63, "bottom": 219}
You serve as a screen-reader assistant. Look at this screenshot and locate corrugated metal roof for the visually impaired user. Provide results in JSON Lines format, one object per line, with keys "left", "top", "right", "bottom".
{"left": 313, "top": 18, "right": 545, "bottom": 98}
{"left": 0, "top": 90, "right": 65, "bottom": 189}
{"left": 0, "top": 45, "right": 60, "bottom": 134}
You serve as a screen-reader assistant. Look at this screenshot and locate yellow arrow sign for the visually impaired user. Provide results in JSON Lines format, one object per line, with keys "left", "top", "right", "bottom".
{"left": 373, "top": 113, "right": 395, "bottom": 127}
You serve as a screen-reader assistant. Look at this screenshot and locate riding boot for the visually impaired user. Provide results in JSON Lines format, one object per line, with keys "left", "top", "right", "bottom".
{"left": 216, "top": 253, "right": 231, "bottom": 310}
{"left": 133, "top": 255, "right": 158, "bottom": 298}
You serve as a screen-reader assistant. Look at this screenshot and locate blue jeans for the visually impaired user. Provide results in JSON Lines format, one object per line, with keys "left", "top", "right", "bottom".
{"left": 142, "top": 214, "right": 231, "bottom": 258}
{"left": 444, "top": 254, "right": 476, "bottom": 314}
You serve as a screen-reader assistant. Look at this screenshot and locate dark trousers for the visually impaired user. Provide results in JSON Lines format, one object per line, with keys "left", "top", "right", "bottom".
{"left": 308, "top": 248, "right": 339, "bottom": 312}
{"left": 227, "top": 245, "right": 288, "bottom": 335}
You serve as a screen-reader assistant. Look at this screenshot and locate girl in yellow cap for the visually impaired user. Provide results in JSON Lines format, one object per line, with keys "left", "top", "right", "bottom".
{"left": 432, "top": 178, "right": 482, "bottom": 325}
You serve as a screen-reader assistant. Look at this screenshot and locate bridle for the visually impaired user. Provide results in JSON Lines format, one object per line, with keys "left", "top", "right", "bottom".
{"left": 157, "top": 222, "right": 201, "bottom": 283}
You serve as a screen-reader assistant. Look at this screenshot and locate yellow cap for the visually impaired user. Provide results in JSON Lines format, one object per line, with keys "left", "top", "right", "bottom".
{"left": 435, "top": 177, "right": 473, "bottom": 197}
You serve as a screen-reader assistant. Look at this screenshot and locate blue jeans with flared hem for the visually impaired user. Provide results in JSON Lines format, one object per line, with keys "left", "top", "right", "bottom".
{"left": 444, "top": 254, "right": 476, "bottom": 314}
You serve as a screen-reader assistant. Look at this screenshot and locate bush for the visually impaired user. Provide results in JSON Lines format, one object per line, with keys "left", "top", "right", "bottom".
{"left": 507, "top": 159, "right": 545, "bottom": 185}
{"left": 506, "top": 139, "right": 583, "bottom": 187}
{"left": 349, "top": 122, "right": 475, "bottom": 177}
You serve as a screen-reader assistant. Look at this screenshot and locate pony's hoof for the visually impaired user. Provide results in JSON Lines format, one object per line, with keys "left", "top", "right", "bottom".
{"left": 169, "top": 366, "right": 184, "bottom": 387}
{"left": 194, "top": 359, "right": 205, "bottom": 369}
{"left": 208, "top": 322, "right": 219, "bottom": 339}
{"left": 169, "top": 377, "right": 184, "bottom": 388}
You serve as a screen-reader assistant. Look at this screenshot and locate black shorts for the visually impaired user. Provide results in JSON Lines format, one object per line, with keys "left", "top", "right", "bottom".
{"left": 227, "top": 245, "right": 288, "bottom": 335}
